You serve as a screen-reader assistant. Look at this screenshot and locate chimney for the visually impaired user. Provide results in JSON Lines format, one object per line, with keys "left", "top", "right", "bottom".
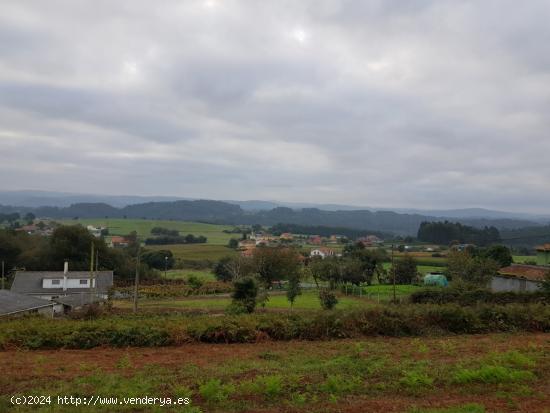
{"left": 63, "top": 260, "right": 68, "bottom": 291}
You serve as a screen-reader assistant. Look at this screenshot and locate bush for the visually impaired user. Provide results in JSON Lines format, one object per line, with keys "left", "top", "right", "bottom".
{"left": 453, "top": 365, "right": 534, "bottom": 384}
{"left": 199, "top": 379, "right": 234, "bottom": 403}
{"left": 410, "top": 288, "right": 550, "bottom": 305}
{"left": 2, "top": 304, "right": 550, "bottom": 349}
{"left": 231, "top": 277, "right": 258, "bottom": 313}
{"left": 319, "top": 289, "right": 338, "bottom": 310}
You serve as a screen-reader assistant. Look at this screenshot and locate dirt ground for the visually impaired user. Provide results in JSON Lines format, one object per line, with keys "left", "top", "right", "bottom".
{"left": 1, "top": 333, "right": 549, "bottom": 413}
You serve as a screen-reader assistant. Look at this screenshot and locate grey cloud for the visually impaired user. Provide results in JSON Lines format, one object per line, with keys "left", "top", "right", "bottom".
{"left": 0, "top": 0, "right": 549, "bottom": 212}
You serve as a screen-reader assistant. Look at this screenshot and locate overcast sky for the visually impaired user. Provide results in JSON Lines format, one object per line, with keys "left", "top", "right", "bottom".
{"left": 1, "top": 1, "right": 549, "bottom": 212}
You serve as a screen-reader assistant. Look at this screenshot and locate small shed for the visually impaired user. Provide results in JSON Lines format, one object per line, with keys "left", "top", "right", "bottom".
{"left": 423, "top": 273, "right": 448, "bottom": 287}
{"left": 493, "top": 264, "right": 546, "bottom": 292}
{"left": 0, "top": 290, "right": 54, "bottom": 317}
{"left": 52, "top": 294, "right": 105, "bottom": 314}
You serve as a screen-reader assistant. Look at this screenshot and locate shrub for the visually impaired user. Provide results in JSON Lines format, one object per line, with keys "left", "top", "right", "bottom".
{"left": 319, "top": 289, "right": 338, "bottom": 310}
{"left": 231, "top": 277, "right": 258, "bottom": 313}
{"left": 187, "top": 275, "right": 204, "bottom": 290}
{"left": 410, "top": 289, "right": 550, "bottom": 305}
{"left": 2, "top": 304, "right": 550, "bottom": 350}
{"left": 320, "top": 374, "right": 362, "bottom": 396}
{"left": 198, "top": 379, "right": 234, "bottom": 403}
{"left": 251, "top": 375, "right": 284, "bottom": 399}
{"left": 453, "top": 365, "right": 535, "bottom": 384}
{"left": 399, "top": 370, "right": 434, "bottom": 390}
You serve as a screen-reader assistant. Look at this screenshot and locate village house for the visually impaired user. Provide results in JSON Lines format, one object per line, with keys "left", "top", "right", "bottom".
{"left": 109, "top": 235, "right": 130, "bottom": 248}
{"left": 309, "top": 235, "right": 323, "bottom": 245}
{"left": 492, "top": 264, "right": 547, "bottom": 293}
{"left": 10, "top": 262, "right": 114, "bottom": 303}
{"left": 310, "top": 247, "right": 335, "bottom": 259}
{"left": 87, "top": 225, "right": 106, "bottom": 238}
{"left": 356, "top": 235, "right": 383, "bottom": 246}
{"left": 279, "top": 232, "right": 294, "bottom": 241}
{"left": 0, "top": 290, "right": 55, "bottom": 318}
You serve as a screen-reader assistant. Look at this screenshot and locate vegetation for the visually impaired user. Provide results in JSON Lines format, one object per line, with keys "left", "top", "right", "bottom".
{"left": 1, "top": 334, "right": 547, "bottom": 412}
{"left": 319, "top": 289, "right": 338, "bottom": 310}
{"left": 417, "top": 221, "right": 500, "bottom": 246}
{"left": 2, "top": 304, "right": 550, "bottom": 349}
{"left": 0, "top": 225, "right": 154, "bottom": 281}
{"left": 230, "top": 277, "right": 259, "bottom": 313}
{"left": 144, "top": 234, "right": 207, "bottom": 245}
{"left": 140, "top": 249, "right": 174, "bottom": 271}
{"left": 446, "top": 250, "right": 499, "bottom": 287}
{"left": 410, "top": 288, "right": 550, "bottom": 305}
{"left": 391, "top": 254, "right": 419, "bottom": 284}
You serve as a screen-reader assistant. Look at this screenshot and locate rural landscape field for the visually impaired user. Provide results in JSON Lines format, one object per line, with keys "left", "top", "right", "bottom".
{"left": 2, "top": 1, "right": 550, "bottom": 412}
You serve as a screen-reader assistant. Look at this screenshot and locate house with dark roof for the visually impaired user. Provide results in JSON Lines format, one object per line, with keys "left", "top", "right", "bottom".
{"left": 493, "top": 264, "right": 548, "bottom": 292}
{"left": 0, "top": 290, "right": 54, "bottom": 317}
{"left": 11, "top": 266, "right": 114, "bottom": 301}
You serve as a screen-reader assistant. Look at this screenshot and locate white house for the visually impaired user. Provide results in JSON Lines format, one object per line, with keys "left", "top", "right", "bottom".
{"left": 310, "top": 247, "right": 335, "bottom": 259}
{"left": 10, "top": 262, "right": 113, "bottom": 302}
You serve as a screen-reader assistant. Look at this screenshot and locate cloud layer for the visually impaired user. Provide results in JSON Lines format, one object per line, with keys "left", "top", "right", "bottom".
{"left": 1, "top": 0, "right": 549, "bottom": 212}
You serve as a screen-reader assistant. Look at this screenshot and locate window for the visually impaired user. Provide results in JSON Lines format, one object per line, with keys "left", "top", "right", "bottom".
{"left": 79, "top": 279, "right": 88, "bottom": 285}
{"left": 51, "top": 279, "right": 61, "bottom": 285}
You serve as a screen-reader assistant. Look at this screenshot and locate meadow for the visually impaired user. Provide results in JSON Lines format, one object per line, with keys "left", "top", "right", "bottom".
{"left": 113, "top": 290, "right": 375, "bottom": 311}
{"left": 61, "top": 218, "right": 236, "bottom": 245}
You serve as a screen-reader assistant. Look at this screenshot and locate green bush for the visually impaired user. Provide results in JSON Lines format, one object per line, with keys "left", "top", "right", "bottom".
{"left": 410, "top": 288, "right": 549, "bottom": 305}
{"left": 320, "top": 374, "right": 362, "bottom": 395}
{"left": 2, "top": 304, "right": 550, "bottom": 349}
{"left": 319, "top": 289, "right": 338, "bottom": 310}
{"left": 198, "top": 379, "right": 234, "bottom": 403}
{"left": 453, "top": 365, "right": 534, "bottom": 384}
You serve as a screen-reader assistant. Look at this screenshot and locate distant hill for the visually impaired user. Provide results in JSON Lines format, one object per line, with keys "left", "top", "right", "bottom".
{"left": 0, "top": 199, "right": 541, "bottom": 236}
{"left": 1, "top": 190, "right": 548, "bottom": 223}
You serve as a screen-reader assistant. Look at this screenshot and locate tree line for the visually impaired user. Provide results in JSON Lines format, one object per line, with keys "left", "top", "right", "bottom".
{"left": 417, "top": 221, "right": 501, "bottom": 246}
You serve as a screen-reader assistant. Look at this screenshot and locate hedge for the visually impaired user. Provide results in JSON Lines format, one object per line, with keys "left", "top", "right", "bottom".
{"left": 113, "top": 282, "right": 233, "bottom": 298}
{"left": 1, "top": 304, "right": 550, "bottom": 349}
{"left": 410, "top": 289, "right": 550, "bottom": 305}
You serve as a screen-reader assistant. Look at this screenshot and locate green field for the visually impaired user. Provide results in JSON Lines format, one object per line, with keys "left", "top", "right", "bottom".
{"left": 512, "top": 255, "right": 537, "bottom": 264}
{"left": 163, "top": 269, "right": 217, "bottom": 281}
{"left": 382, "top": 263, "right": 447, "bottom": 276}
{"left": 61, "top": 218, "right": 236, "bottom": 245}
{"left": 148, "top": 243, "right": 238, "bottom": 261}
{"left": 115, "top": 290, "right": 367, "bottom": 311}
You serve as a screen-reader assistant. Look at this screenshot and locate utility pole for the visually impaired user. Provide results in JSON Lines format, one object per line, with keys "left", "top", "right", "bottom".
{"left": 1, "top": 260, "right": 4, "bottom": 290}
{"left": 392, "top": 243, "right": 396, "bottom": 303}
{"left": 133, "top": 245, "right": 141, "bottom": 313}
{"left": 90, "top": 242, "right": 95, "bottom": 303}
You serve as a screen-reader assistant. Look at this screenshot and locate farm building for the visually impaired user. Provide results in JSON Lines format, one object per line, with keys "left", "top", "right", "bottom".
{"left": 52, "top": 294, "right": 106, "bottom": 314}
{"left": 11, "top": 262, "right": 113, "bottom": 301}
{"left": 536, "top": 244, "right": 550, "bottom": 266}
{"left": 109, "top": 236, "right": 130, "bottom": 248}
{"left": 492, "top": 264, "right": 547, "bottom": 292}
{"left": 310, "top": 247, "right": 335, "bottom": 259}
{"left": 0, "top": 290, "right": 54, "bottom": 317}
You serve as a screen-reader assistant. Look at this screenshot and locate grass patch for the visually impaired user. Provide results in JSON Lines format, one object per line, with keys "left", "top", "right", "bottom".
{"left": 453, "top": 365, "right": 535, "bottom": 384}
